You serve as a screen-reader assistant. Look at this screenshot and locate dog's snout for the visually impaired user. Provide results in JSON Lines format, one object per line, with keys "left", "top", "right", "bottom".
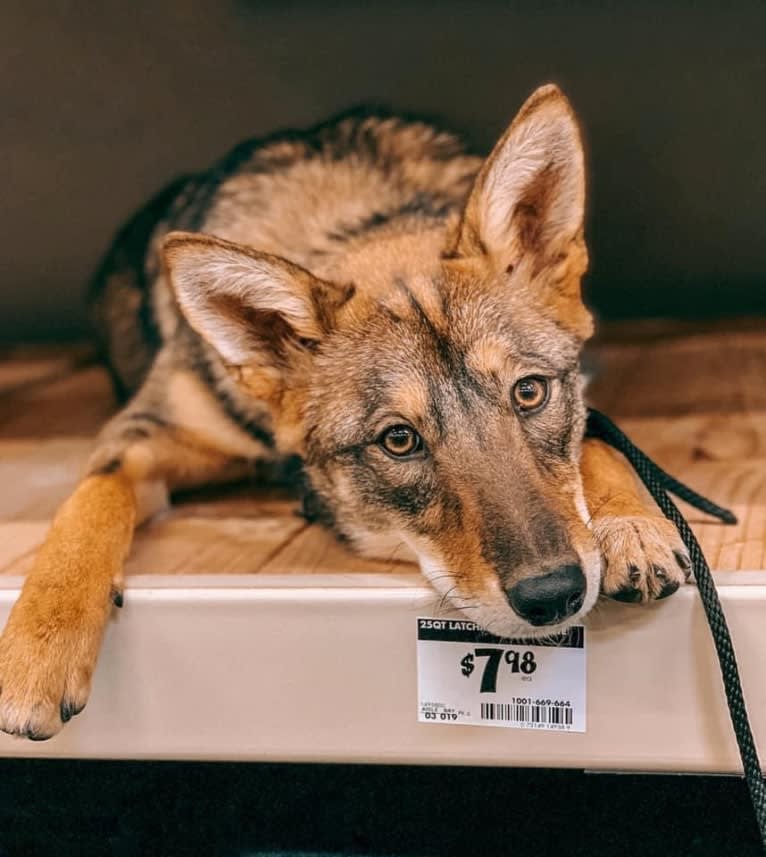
{"left": 506, "top": 564, "right": 586, "bottom": 626}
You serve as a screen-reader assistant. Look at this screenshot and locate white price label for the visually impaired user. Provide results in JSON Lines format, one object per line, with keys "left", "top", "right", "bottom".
{"left": 417, "top": 617, "right": 586, "bottom": 731}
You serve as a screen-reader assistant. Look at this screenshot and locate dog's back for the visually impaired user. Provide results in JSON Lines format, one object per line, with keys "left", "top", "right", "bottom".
{"left": 90, "top": 110, "right": 482, "bottom": 399}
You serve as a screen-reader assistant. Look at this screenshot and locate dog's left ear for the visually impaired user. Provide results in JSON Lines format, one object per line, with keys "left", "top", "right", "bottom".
{"left": 451, "top": 84, "right": 586, "bottom": 279}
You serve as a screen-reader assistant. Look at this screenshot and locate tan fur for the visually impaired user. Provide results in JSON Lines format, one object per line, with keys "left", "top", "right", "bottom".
{"left": 581, "top": 439, "right": 690, "bottom": 601}
{"left": 0, "top": 86, "right": 690, "bottom": 739}
{"left": 0, "top": 473, "right": 135, "bottom": 738}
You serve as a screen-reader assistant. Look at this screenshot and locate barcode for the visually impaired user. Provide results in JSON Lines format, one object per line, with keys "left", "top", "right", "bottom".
{"left": 480, "top": 702, "right": 573, "bottom": 726}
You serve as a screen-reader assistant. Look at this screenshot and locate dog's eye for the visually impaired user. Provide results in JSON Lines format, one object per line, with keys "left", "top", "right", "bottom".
{"left": 512, "top": 376, "right": 549, "bottom": 413}
{"left": 379, "top": 425, "right": 423, "bottom": 458}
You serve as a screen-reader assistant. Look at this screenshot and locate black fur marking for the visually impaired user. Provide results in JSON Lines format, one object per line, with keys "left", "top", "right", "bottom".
{"left": 519, "top": 373, "right": 581, "bottom": 467}
{"left": 122, "top": 426, "right": 151, "bottom": 441}
{"left": 303, "top": 423, "right": 368, "bottom": 470}
{"left": 127, "top": 412, "right": 169, "bottom": 428}
{"left": 88, "top": 174, "right": 197, "bottom": 400}
{"left": 327, "top": 193, "right": 455, "bottom": 243}
{"left": 394, "top": 277, "right": 494, "bottom": 411}
{"left": 426, "top": 375, "right": 447, "bottom": 438}
{"left": 436, "top": 281, "right": 453, "bottom": 325}
{"left": 120, "top": 411, "right": 171, "bottom": 441}
{"left": 328, "top": 442, "right": 435, "bottom": 521}
{"left": 189, "top": 343, "right": 275, "bottom": 450}
{"left": 299, "top": 485, "right": 336, "bottom": 528}
{"left": 380, "top": 305, "right": 405, "bottom": 324}
{"left": 94, "top": 458, "right": 122, "bottom": 475}
{"left": 369, "top": 479, "right": 435, "bottom": 519}
{"left": 358, "top": 367, "right": 386, "bottom": 426}
{"left": 551, "top": 378, "right": 577, "bottom": 459}
{"left": 393, "top": 277, "right": 462, "bottom": 392}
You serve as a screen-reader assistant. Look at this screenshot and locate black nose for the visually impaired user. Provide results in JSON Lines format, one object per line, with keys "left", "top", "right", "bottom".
{"left": 506, "top": 564, "right": 586, "bottom": 626}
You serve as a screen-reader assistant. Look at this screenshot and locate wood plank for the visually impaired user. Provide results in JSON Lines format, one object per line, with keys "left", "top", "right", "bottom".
{"left": 258, "top": 523, "right": 416, "bottom": 575}
{"left": 616, "top": 414, "right": 766, "bottom": 571}
{"left": 0, "top": 366, "right": 115, "bottom": 439}
{"left": 592, "top": 315, "right": 766, "bottom": 345}
{"left": 617, "top": 414, "right": 766, "bottom": 476}
{"left": 0, "top": 513, "right": 307, "bottom": 577}
{"left": 0, "top": 344, "right": 94, "bottom": 396}
{"left": 0, "top": 522, "right": 49, "bottom": 572}
{"left": 0, "top": 438, "right": 91, "bottom": 519}
{"left": 588, "top": 328, "right": 766, "bottom": 418}
{"left": 125, "top": 514, "right": 306, "bottom": 575}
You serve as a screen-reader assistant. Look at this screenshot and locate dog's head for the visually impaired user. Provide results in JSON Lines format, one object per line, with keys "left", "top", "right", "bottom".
{"left": 165, "top": 85, "right": 599, "bottom": 637}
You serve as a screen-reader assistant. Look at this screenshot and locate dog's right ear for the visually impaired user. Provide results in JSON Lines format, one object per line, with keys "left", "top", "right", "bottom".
{"left": 164, "top": 232, "right": 353, "bottom": 382}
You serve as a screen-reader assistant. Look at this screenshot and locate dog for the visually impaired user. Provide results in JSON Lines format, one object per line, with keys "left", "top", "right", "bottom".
{"left": 0, "top": 85, "right": 691, "bottom": 740}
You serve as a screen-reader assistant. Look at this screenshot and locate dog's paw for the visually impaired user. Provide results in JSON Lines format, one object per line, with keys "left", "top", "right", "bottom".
{"left": 0, "top": 607, "right": 95, "bottom": 740}
{"left": 593, "top": 514, "right": 691, "bottom": 604}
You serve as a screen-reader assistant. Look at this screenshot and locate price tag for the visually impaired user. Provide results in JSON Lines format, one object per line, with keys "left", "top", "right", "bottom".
{"left": 416, "top": 617, "right": 586, "bottom": 731}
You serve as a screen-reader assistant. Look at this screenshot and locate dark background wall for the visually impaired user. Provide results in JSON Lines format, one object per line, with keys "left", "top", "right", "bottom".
{"left": 2, "top": 1, "right": 764, "bottom": 341}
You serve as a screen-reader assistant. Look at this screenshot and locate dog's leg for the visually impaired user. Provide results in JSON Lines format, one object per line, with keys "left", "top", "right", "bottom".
{"left": 0, "top": 371, "right": 257, "bottom": 740}
{"left": 580, "top": 438, "right": 692, "bottom": 603}
{"left": 0, "top": 469, "right": 138, "bottom": 739}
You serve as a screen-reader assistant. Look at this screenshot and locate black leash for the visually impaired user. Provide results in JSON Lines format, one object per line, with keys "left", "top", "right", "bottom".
{"left": 586, "top": 408, "right": 766, "bottom": 848}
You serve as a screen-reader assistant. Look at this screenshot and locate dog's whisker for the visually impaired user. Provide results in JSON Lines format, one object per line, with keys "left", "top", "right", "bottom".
{"left": 436, "top": 585, "right": 459, "bottom": 616}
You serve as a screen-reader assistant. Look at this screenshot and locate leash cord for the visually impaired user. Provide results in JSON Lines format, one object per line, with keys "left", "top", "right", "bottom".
{"left": 586, "top": 408, "right": 766, "bottom": 848}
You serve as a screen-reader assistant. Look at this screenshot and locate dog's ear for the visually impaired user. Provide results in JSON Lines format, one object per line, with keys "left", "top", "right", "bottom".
{"left": 450, "top": 85, "right": 586, "bottom": 275}
{"left": 164, "top": 232, "right": 353, "bottom": 380}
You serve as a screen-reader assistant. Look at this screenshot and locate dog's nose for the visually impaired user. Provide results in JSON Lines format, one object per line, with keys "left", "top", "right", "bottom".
{"left": 506, "top": 564, "right": 586, "bottom": 626}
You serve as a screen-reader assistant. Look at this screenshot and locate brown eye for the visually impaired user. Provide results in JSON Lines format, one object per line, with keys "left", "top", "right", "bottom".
{"left": 512, "top": 376, "right": 549, "bottom": 413}
{"left": 379, "top": 424, "right": 423, "bottom": 458}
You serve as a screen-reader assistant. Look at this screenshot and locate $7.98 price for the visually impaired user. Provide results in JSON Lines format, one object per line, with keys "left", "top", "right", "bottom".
{"left": 460, "top": 647, "right": 537, "bottom": 693}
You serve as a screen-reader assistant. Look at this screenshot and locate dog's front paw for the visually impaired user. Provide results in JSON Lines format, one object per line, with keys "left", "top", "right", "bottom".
{"left": 0, "top": 601, "right": 97, "bottom": 740}
{"left": 593, "top": 514, "right": 691, "bottom": 604}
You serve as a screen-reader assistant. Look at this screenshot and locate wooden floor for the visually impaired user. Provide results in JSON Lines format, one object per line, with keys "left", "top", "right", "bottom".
{"left": 1, "top": 318, "right": 764, "bottom": 577}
